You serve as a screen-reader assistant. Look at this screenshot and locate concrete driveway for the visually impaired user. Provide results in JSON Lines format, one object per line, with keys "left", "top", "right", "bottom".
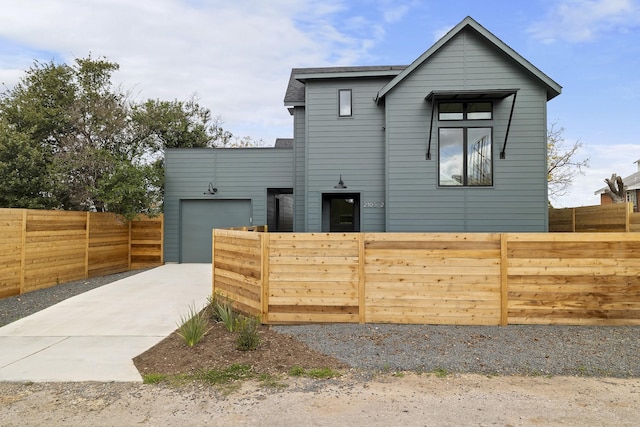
{"left": 0, "top": 264, "right": 211, "bottom": 382}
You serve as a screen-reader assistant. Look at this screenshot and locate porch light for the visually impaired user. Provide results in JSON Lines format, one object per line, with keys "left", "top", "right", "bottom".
{"left": 334, "top": 175, "right": 347, "bottom": 189}
{"left": 204, "top": 182, "right": 218, "bottom": 195}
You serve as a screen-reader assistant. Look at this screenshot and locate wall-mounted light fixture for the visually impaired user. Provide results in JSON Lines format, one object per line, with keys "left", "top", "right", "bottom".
{"left": 204, "top": 182, "right": 217, "bottom": 195}
{"left": 334, "top": 174, "right": 347, "bottom": 189}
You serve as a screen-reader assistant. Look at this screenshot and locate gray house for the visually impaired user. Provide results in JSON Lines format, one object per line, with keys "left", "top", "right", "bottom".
{"left": 165, "top": 16, "right": 561, "bottom": 263}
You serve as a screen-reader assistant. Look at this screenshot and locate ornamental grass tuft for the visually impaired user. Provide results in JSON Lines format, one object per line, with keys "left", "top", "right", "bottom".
{"left": 176, "top": 303, "right": 211, "bottom": 347}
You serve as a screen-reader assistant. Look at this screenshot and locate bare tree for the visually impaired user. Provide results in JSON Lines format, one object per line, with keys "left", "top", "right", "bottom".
{"left": 547, "top": 122, "right": 589, "bottom": 201}
{"left": 604, "top": 174, "right": 626, "bottom": 203}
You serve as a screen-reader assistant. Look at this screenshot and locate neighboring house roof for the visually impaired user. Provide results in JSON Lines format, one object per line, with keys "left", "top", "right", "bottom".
{"left": 595, "top": 160, "right": 640, "bottom": 195}
{"left": 284, "top": 66, "right": 406, "bottom": 106}
{"left": 376, "top": 16, "right": 562, "bottom": 102}
{"left": 274, "top": 138, "right": 294, "bottom": 148}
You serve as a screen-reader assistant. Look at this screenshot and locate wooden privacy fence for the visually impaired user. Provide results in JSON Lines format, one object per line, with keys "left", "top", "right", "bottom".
{"left": 0, "top": 209, "right": 163, "bottom": 299}
{"left": 213, "top": 230, "right": 640, "bottom": 326}
{"left": 549, "top": 203, "right": 640, "bottom": 232}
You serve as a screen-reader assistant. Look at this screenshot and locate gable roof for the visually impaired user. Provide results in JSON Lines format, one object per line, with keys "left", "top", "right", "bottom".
{"left": 375, "top": 16, "right": 562, "bottom": 103}
{"left": 284, "top": 66, "right": 406, "bottom": 106}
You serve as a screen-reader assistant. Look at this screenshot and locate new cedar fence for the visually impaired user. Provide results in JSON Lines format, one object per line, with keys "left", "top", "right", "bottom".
{"left": 213, "top": 230, "right": 640, "bottom": 326}
{"left": 549, "top": 202, "right": 640, "bottom": 232}
{"left": 0, "top": 209, "right": 163, "bottom": 299}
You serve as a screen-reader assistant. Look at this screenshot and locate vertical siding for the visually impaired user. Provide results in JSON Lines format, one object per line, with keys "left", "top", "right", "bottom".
{"left": 385, "top": 28, "right": 549, "bottom": 232}
{"left": 165, "top": 148, "right": 293, "bottom": 262}
{"left": 304, "top": 78, "right": 390, "bottom": 232}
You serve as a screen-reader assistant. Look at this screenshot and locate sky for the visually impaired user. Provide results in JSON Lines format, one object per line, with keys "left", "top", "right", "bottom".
{"left": 0, "top": 0, "right": 639, "bottom": 208}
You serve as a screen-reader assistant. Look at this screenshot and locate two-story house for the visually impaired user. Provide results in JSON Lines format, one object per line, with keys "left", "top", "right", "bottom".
{"left": 164, "top": 16, "right": 561, "bottom": 262}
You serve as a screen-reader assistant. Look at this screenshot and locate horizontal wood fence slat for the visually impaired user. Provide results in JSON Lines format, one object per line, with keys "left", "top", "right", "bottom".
{"left": 213, "top": 230, "right": 640, "bottom": 326}
{"left": 0, "top": 209, "right": 163, "bottom": 299}
{"left": 550, "top": 203, "right": 639, "bottom": 232}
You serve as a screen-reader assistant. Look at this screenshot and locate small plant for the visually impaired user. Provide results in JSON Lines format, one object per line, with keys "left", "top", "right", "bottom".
{"left": 176, "top": 303, "right": 211, "bottom": 347}
{"left": 236, "top": 315, "right": 261, "bottom": 351}
{"left": 305, "top": 368, "right": 341, "bottom": 379}
{"left": 433, "top": 367, "right": 448, "bottom": 378}
{"left": 288, "top": 366, "right": 306, "bottom": 377}
{"left": 198, "top": 364, "right": 253, "bottom": 385}
{"left": 142, "top": 373, "right": 166, "bottom": 384}
{"left": 215, "top": 299, "right": 237, "bottom": 332}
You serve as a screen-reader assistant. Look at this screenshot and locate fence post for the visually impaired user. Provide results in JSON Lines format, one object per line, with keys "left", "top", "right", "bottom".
{"left": 85, "top": 212, "right": 90, "bottom": 279}
{"left": 128, "top": 220, "right": 132, "bottom": 271}
{"left": 19, "top": 209, "right": 27, "bottom": 295}
{"left": 500, "top": 233, "right": 509, "bottom": 326}
{"left": 358, "top": 233, "right": 366, "bottom": 324}
{"left": 211, "top": 229, "right": 216, "bottom": 296}
{"left": 261, "top": 232, "right": 270, "bottom": 323}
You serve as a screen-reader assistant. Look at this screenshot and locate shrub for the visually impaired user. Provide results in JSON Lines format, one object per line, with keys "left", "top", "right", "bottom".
{"left": 236, "top": 315, "right": 261, "bottom": 351}
{"left": 214, "top": 299, "right": 237, "bottom": 332}
{"left": 176, "top": 303, "right": 211, "bottom": 347}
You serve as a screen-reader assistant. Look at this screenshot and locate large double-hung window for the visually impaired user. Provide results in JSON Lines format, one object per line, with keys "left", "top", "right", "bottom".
{"left": 438, "top": 102, "right": 493, "bottom": 186}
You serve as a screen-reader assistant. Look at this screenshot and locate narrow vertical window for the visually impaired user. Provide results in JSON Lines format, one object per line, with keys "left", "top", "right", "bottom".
{"left": 339, "top": 89, "right": 352, "bottom": 117}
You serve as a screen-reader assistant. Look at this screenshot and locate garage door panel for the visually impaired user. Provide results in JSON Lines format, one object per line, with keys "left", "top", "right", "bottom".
{"left": 180, "top": 199, "right": 252, "bottom": 263}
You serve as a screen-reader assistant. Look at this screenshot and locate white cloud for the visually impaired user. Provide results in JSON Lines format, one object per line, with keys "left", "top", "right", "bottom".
{"left": 554, "top": 143, "right": 639, "bottom": 207}
{"left": 528, "top": 0, "right": 640, "bottom": 43}
{"left": 0, "top": 0, "right": 392, "bottom": 144}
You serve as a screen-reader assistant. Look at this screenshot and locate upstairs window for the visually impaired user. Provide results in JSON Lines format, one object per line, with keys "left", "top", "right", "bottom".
{"left": 338, "top": 89, "right": 352, "bottom": 117}
{"left": 439, "top": 127, "right": 493, "bottom": 186}
{"left": 439, "top": 102, "right": 492, "bottom": 120}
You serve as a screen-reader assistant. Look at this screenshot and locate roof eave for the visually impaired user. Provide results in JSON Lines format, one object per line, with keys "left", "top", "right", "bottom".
{"left": 376, "top": 16, "right": 562, "bottom": 103}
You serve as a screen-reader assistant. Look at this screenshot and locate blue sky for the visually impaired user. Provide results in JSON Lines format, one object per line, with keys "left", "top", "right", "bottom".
{"left": 1, "top": 0, "right": 639, "bottom": 207}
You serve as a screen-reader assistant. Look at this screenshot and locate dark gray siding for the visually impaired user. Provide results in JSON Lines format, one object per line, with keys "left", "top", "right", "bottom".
{"left": 385, "top": 29, "right": 548, "bottom": 232}
{"left": 303, "top": 78, "right": 392, "bottom": 232}
{"left": 165, "top": 148, "right": 293, "bottom": 262}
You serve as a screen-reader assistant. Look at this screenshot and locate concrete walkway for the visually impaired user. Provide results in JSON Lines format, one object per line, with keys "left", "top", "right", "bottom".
{"left": 0, "top": 264, "right": 212, "bottom": 382}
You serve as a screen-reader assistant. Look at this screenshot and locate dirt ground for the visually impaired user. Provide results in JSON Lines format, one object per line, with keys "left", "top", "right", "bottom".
{"left": 1, "top": 374, "right": 639, "bottom": 426}
{"left": 133, "top": 321, "right": 348, "bottom": 377}
{"left": 1, "top": 320, "right": 639, "bottom": 425}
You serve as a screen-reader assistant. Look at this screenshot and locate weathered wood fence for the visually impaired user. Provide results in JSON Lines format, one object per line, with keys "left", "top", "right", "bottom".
{"left": 549, "top": 203, "right": 640, "bottom": 232}
{"left": 213, "top": 230, "right": 640, "bottom": 326}
{"left": 0, "top": 209, "right": 163, "bottom": 298}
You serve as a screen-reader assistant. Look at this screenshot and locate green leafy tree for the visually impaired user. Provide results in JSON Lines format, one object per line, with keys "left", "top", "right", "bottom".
{"left": 0, "top": 56, "right": 157, "bottom": 218}
{"left": 0, "top": 119, "right": 58, "bottom": 208}
{"left": 1, "top": 56, "right": 259, "bottom": 217}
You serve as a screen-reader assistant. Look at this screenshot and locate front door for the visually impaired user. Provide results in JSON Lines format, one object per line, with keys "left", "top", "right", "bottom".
{"left": 322, "top": 193, "right": 360, "bottom": 232}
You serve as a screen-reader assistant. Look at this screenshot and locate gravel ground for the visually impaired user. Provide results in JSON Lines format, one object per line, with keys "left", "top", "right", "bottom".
{"left": 2, "top": 271, "right": 638, "bottom": 378}
{"left": 274, "top": 323, "right": 640, "bottom": 377}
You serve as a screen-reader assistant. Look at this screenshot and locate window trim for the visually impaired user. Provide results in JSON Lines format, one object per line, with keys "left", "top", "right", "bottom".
{"left": 338, "top": 89, "right": 352, "bottom": 117}
{"left": 438, "top": 126, "right": 494, "bottom": 187}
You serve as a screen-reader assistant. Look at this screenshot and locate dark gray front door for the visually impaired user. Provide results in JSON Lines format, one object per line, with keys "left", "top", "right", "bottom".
{"left": 180, "top": 199, "right": 252, "bottom": 262}
{"left": 322, "top": 193, "right": 360, "bottom": 232}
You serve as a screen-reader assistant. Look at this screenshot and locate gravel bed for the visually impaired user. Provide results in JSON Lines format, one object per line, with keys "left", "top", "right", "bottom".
{"left": 0, "top": 269, "right": 149, "bottom": 327}
{"left": 2, "top": 273, "right": 638, "bottom": 378}
{"left": 272, "top": 323, "right": 640, "bottom": 378}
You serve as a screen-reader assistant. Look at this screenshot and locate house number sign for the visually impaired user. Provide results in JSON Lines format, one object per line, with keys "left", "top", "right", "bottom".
{"left": 364, "top": 202, "right": 384, "bottom": 208}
